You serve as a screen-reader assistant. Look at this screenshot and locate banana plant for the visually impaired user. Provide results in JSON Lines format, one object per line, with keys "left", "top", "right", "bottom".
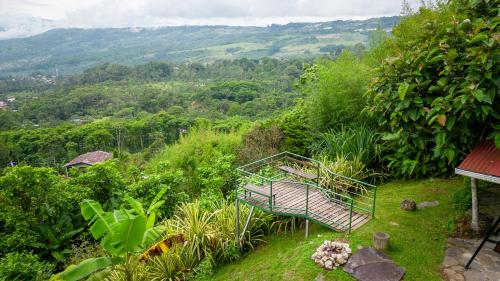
{"left": 56, "top": 188, "right": 168, "bottom": 281}
{"left": 31, "top": 214, "right": 83, "bottom": 263}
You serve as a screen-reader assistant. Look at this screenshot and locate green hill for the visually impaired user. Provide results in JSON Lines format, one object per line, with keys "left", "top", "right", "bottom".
{"left": 0, "top": 17, "right": 398, "bottom": 76}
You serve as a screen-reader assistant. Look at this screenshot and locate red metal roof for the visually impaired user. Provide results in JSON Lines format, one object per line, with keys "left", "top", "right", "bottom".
{"left": 457, "top": 140, "right": 500, "bottom": 177}
{"left": 64, "top": 151, "right": 113, "bottom": 167}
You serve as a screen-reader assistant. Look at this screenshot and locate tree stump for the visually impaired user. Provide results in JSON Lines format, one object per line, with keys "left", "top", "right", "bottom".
{"left": 400, "top": 199, "right": 416, "bottom": 211}
{"left": 373, "top": 232, "right": 390, "bottom": 251}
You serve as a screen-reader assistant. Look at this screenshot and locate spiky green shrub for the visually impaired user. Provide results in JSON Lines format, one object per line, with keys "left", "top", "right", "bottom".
{"left": 145, "top": 245, "right": 198, "bottom": 281}
{"left": 310, "top": 125, "right": 382, "bottom": 168}
{"left": 102, "top": 256, "right": 149, "bottom": 281}
{"left": 165, "top": 200, "right": 271, "bottom": 264}
{"left": 316, "top": 155, "right": 379, "bottom": 195}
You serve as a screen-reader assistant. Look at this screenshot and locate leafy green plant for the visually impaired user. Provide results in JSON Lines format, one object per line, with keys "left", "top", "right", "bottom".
{"left": 299, "top": 51, "right": 372, "bottom": 132}
{"left": 277, "top": 101, "right": 313, "bottom": 156}
{"left": 0, "top": 166, "right": 89, "bottom": 256}
{"left": 128, "top": 169, "right": 188, "bottom": 219}
{"left": 452, "top": 180, "right": 472, "bottom": 212}
{"left": 69, "top": 161, "right": 125, "bottom": 207}
{"left": 0, "top": 252, "right": 55, "bottom": 281}
{"left": 197, "top": 154, "right": 237, "bottom": 202}
{"left": 209, "top": 199, "right": 270, "bottom": 258}
{"left": 191, "top": 253, "right": 214, "bottom": 281}
{"left": 166, "top": 201, "right": 218, "bottom": 262}
{"left": 56, "top": 191, "right": 167, "bottom": 281}
{"left": 31, "top": 215, "right": 84, "bottom": 263}
{"left": 365, "top": 0, "right": 499, "bottom": 177}
{"left": 146, "top": 127, "right": 243, "bottom": 199}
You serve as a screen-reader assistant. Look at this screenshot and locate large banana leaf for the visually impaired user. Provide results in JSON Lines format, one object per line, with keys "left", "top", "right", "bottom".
{"left": 141, "top": 225, "right": 167, "bottom": 249}
{"left": 81, "top": 200, "right": 115, "bottom": 240}
{"left": 85, "top": 268, "right": 112, "bottom": 281}
{"left": 124, "top": 195, "right": 145, "bottom": 217}
{"left": 108, "top": 210, "right": 147, "bottom": 256}
{"left": 147, "top": 186, "right": 168, "bottom": 215}
{"left": 146, "top": 211, "right": 156, "bottom": 229}
{"left": 147, "top": 200, "right": 165, "bottom": 217}
{"left": 58, "top": 256, "right": 123, "bottom": 281}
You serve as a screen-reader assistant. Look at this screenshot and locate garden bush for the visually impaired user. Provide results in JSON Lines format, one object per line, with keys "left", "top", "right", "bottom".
{"left": 146, "top": 127, "right": 243, "bottom": 198}
{"left": 0, "top": 252, "right": 55, "bottom": 281}
{"left": 69, "top": 161, "right": 126, "bottom": 207}
{"left": 0, "top": 166, "right": 89, "bottom": 256}
{"left": 128, "top": 170, "right": 188, "bottom": 219}
{"left": 277, "top": 101, "right": 313, "bottom": 156}
{"left": 237, "top": 123, "right": 284, "bottom": 163}
{"left": 366, "top": 0, "right": 499, "bottom": 177}
{"left": 299, "top": 52, "right": 372, "bottom": 132}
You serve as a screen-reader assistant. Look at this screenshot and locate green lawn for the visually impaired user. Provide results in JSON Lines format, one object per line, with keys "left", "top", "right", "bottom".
{"left": 212, "top": 178, "right": 463, "bottom": 281}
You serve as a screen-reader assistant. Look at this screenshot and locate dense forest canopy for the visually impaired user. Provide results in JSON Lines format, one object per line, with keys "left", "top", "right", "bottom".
{"left": 0, "top": 58, "right": 304, "bottom": 168}
{"left": 0, "top": 0, "right": 498, "bottom": 280}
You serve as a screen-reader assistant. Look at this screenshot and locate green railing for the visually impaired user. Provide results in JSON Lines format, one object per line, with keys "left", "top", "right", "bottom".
{"left": 236, "top": 152, "right": 377, "bottom": 233}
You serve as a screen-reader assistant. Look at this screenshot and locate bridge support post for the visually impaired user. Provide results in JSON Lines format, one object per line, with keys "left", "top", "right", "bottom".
{"left": 305, "top": 219, "right": 309, "bottom": 239}
{"left": 235, "top": 197, "right": 240, "bottom": 251}
{"left": 240, "top": 206, "right": 255, "bottom": 242}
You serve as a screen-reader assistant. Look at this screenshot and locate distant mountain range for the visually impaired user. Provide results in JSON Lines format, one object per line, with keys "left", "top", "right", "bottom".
{"left": 0, "top": 16, "right": 399, "bottom": 76}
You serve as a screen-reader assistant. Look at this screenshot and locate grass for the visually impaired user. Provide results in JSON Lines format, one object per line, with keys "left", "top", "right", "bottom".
{"left": 211, "top": 178, "right": 463, "bottom": 281}
{"left": 160, "top": 33, "right": 367, "bottom": 62}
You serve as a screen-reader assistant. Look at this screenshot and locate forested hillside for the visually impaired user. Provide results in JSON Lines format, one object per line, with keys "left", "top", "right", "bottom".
{"left": 0, "top": 17, "right": 398, "bottom": 76}
{"left": 0, "top": 58, "right": 302, "bottom": 167}
{"left": 0, "top": 0, "right": 498, "bottom": 280}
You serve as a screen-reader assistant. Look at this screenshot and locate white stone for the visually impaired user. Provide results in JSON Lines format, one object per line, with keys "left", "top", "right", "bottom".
{"left": 325, "top": 260, "right": 333, "bottom": 270}
{"left": 312, "top": 240, "right": 352, "bottom": 269}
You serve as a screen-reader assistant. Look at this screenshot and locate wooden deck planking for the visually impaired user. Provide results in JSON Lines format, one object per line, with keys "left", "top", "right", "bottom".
{"left": 238, "top": 179, "right": 371, "bottom": 232}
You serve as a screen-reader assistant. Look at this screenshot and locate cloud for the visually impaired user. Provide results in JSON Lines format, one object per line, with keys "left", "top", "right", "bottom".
{"left": 0, "top": 0, "right": 422, "bottom": 37}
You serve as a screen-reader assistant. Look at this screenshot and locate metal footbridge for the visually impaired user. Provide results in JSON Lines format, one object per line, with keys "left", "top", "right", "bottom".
{"left": 235, "top": 152, "right": 377, "bottom": 249}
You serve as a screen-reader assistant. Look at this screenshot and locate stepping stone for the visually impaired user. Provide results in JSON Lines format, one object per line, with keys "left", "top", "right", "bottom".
{"left": 417, "top": 200, "right": 439, "bottom": 209}
{"left": 344, "top": 248, "right": 405, "bottom": 281}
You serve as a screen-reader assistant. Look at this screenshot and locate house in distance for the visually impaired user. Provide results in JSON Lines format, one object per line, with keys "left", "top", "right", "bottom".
{"left": 64, "top": 151, "right": 113, "bottom": 175}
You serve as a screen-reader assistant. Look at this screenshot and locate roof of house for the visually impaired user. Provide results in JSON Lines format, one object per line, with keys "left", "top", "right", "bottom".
{"left": 64, "top": 151, "right": 113, "bottom": 167}
{"left": 455, "top": 140, "right": 500, "bottom": 183}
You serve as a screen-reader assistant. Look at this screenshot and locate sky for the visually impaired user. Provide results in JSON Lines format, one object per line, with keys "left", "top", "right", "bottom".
{"left": 0, "top": 0, "right": 421, "bottom": 38}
